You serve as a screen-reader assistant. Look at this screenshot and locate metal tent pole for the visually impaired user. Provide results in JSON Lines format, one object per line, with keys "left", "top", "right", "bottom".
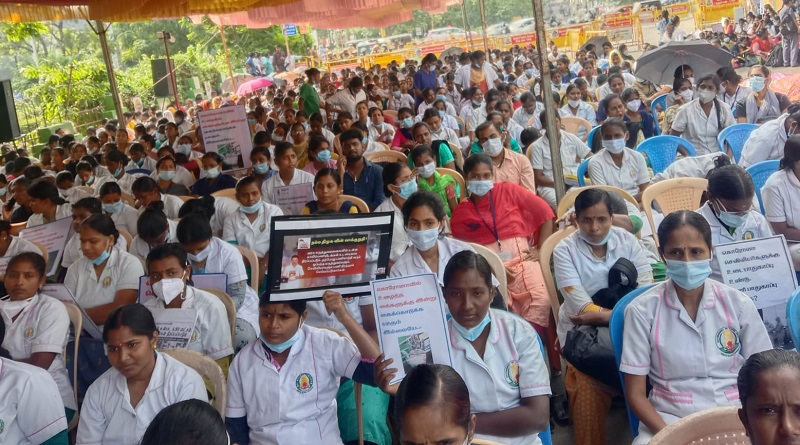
{"left": 96, "top": 21, "right": 124, "bottom": 122}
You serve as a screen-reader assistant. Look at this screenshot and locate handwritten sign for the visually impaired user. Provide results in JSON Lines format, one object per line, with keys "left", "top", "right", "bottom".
{"left": 274, "top": 183, "right": 314, "bottom": 215}
{"left": 716, "top": 235, "right": 798, "bottom": 310}
{"left": 152, "top": 309, "right": 198, "bottom": 349}
{"left": 42, "top": 284, "right": 103, "bottom": 340}
{"left": 372, "top": 274, "right": 452, "bottom": 384}
{"left": 138, "top": 274, "right": 228, "bottom": 305}
{"left": 19, "top": 217, "right": 72, "bottom": 276}
{"left": 197, "top": 105, "right": 253, "bottom": 169}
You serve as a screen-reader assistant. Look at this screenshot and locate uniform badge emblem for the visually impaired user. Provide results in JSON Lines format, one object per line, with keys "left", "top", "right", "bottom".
{"left": 296, "top": 372, "right": 314, "bottom": 393}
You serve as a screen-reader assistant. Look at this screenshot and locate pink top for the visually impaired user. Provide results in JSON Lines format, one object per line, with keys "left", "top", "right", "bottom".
{"left": 302, "top": 159, "right": 338, "bottom": 175}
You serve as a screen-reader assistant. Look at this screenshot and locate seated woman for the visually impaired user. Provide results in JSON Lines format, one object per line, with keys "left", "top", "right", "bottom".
{"left": 130, "top": 202, "right": 178, "bottom": 264}
{"left": 561, "top": 84, "right": 598, "bottom": 134}
{"left": 191, "top": 152, "right": 237, "bottom": 196}
{"left": 27, "top": 180, "right": 72, "bottom": 227}
{"left": 620, "top": 210, "right": 772, "bottom": 444}
{"left": 621, "top": 87, "right": 657, "bottom": 146}
{"left": 763, "top": 136, "right": 800, "bottom": 276}
{"left": 250, "top": 141, "right": 276, "bottom": 186}
{"left": 300, "top": 169, "right": 359, "bottom": 215}
{"left": 178, "top": 195, "right": 238, "bottom": 239}
{"left": 100, "top": 181, "right": 140, "bottom": 237}
{"left": 225, "top": 291, "right": 380, "bottom": 445}
{"left": 0, "top": 219, "right": 41, "bottom": 264}
{"left": 553, "top": 188, "right": 654, "bottom": 445}
{"left": 77, "top": 304, "right": 207, "bottom": 445}
{"left": 736, "top": 65, "right": 791, "bottom": 125}
{"left": 697, "top": 163, "right": 773, "bottom": 282}
{"left": 661, "top": 78, "right": 694, "bottom": 135}
{"left": 131, "top": 176, "right": 185, "bottom": 220}
{"left": 99, "top": 149, "right": 139, "bottom": 195}
{"left": 301, "top": 135, "right": 338, "bottom": 176}
{"left": 390, "top": 107, "right": 417, "bottom": 153}
{"left": 1, "top": 252, "right": 76, "bottom": 422}
{"left": 375, "top": 162, "right": 414, "bottom": 265}
{"left": 422, "top": 107, "right": 461, "bottom": 148}
{"left": 290, "top": 122, "right": 310, "bottom": 168}
{"left": 411, "top": 122, "right": 458, "bottom": 170}
{"left": 0, "top": 316, "right": 69, "bottom": 445}
{"left": 410, "top": 145, "right": 459, "bottom": 217}
{"left": 368, "top": 107, "right": 395, "bottom": 145}
{"left": 671, "top": 74, "right": 736, "bottom": 156}
{"left": 587, "top": 118, "right": 651, "bottom": 202}
{"left": 144, "top": 243, "right": 234, "bottom": 369}
{"left": 589, "top": 94, "right": 628, "bottom": 152}
{"left": 177, "top": 212, "right": 259, "bottom": 351}
{"left": 261, "top": 142, "right": 315, "bottom": 206}
{"left": 378, "top": 251, "right": 550, "bottom": 445}
{"left": 62, "top": 197, "right": 128, "bottom": 269}
{"left": 155, "top": 156, "right": 191, "bottom": 196}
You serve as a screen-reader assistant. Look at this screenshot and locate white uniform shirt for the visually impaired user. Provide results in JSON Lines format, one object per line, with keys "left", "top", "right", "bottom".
{"left": 0, "top": 358, "right": 68, "bottom": 445}
{"left": 199, "top": 237, "right": 260, "bottom": 333}
{"left": 374, "top": 198, "right": 409, "bottom": 262}
{"left": 326, "top": 88, "right": 367, "bottom": 117}
{"left": 64, "top": 247, "right": 144, "bottom": 311}
{"left": 1, "top": 293, "right": 76, "bottom": 410}
{"left": 62, "top": 234, "right": 128, "bottom": 269}
{"left": 226, "top": 326, "right": 361, "bottom": 445}
{"left": 142, "top": 287, "right": 233, "bottom": 360}
{"left": 61, "top": 186, "right": 93, "bottom": 205}
{"left": 222, "top": 202, "right": 284, "bottom": 257}
{"left": 95, "top": 173, "right": 141, "bottom": 196}
{"left": 430, "top": 125, "right": 461, "bottom": 148}
{"left": 110, "top": 203, "right": 140, "bottom": 237}
{"left": 468, "top": 106, "right": 488, "bottom": 133}
{"left": 158, "top": 193, "right": 185, "bottom": 220}
{"left": 506, "top": 119, "right": 525, "bottom": 144}
{"left": 455, "top": 62, "right": 499, "bottom": 91}
{"left": 3, "top": 236, "right": 42, "bottom": 260}
{"left": 129, "top": 219, "right": 177, "bottom": 264}
{"left": 561, "top": 101, "right": 598, "bottom": 127}
{"left": 512, "top": 104, "right": 544, "bottom": 128}
{"left": 390, "top": 237, "right": 498, "bottom": 287}
{"left": 587, "top": 148, "right": 650, "bottom": 196}
{"left": 763, "top": 169, "right": 800, "bottom": 229}
{"left": 148, "top": 165, "right": 195, "bottom": 190}
{"left": 531, "top": 130, "right": 591, "bottom": 180}
{"left": 696, "top": 203, "right": 773, "bottom": 282}
{"left": 76, "top": 351, "right": 207, "bottom": 445}
{"left": 363, "top": 139, "right": 385, "bottom": 156}
{"left": 306, "top": 294, "right": 373, "bottom": 335}
{"left": 449, "top": 309, "right": 551, "bottom": 445}
{"left": 739, "top": 114, "right": 789, "bottom": 168}
{"left": 261, "top": 168, "right": 315, "bottom": 205}
{"left": 126, "top": 156, "right": 157, "bottom": 172}
{"left": 620, "top": 279, "right": 772, "bottom": 439}
{"left": 27, "top": 204, "right": 72, "bottom": 227}
{"left": 652, "top": 153, "right": 724, "bottom": 182}
{"left": 210, "top": 197, "right": 239, "bottom": 237}
{"left": 671, "top": 99, "right": 736, "bottom": 155}
{"left": 367, "top": 122, "right": 396, "bottom": 143}
{"left": 554, "top": 227, "right": 653, "bottom": 344}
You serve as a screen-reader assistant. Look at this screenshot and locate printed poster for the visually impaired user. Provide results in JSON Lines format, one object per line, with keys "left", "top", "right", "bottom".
{"left": 19, "top": 217, "right": 72, "bottom": 276}
{"left": 197, "top": 105, "right": 253, "bottom": 169}
{"left": 42, "top": 284, "right": 103, "bottom": 340}
{"left": 138, "top": 274, "right": 228, "bottom": 305}
{"left": 152, "top": 308, "right": 198, "bottom": 349}
{"left": 274, "top": 183, "right": 315, "bottom": 215}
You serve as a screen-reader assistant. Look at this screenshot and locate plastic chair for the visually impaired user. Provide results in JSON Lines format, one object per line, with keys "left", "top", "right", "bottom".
{"left": 609, "top": 283, "right": 657, "bottom": 439}
{"left": 556, "top": 185, "right": 638, "bottom": 219}
{"left": 126, "top": 168, "right": 152, "bottom": 175}
{"left": 161, "top": 348, "right": 227, "bottom": 416}
{"left": 449, "top": 142, "right": 465, "bottom": 170}
{"left": 436, "top": 167, "right": 466, "bottom": 200}
{"left": 538, "top": 226, "right": 576, "bottom": 320}
{"left": 62, "top": 302, "right": 82, "bottom": 431}
{"left": 586, "top": 125, "right": 601, "bottom": 151}
{"left": 649, "top": 406, "right": 748, "bottom": 445}
{"left": 202, "top": 288, "right": 237, "bottom": 347}
{"left": 234, "top": 245, "right": 261, "bottom": 292}
{"left": 786, "top": 286, "right": 800, "bottom": 348}
{"left": 341, "top": 194, "right": 370, "bottom": 213}
{"left": 746, "top": 160, "right": 780, "bottom": 214}
{"left": 635, "top": 135, "right": 697, "bottom": 174}
{"left": 117, "top": 228, "right": 133, "bottom": 249}
{"left": 576, "top": 158, "right": 591, "bottom": 186}
{"left": 9, "top": 221, "right": 27, "bottom": 236}
{"left": 641, "top": 178, "right": 708, "bottom": 247}
{"left": 650, "top": 93, "right": 668, "bottom": 136}
{"left": 561, "top": 116, "right": 593, "bottom": 142}
{"left": 717, "top": 123, "right": 758, "bottom": 163}
{"left": 211, "top": 188, "right": 237, "bottom": 200}
{"left": 365, "top": 150, "right": 407, "bottom": 164}
{"left": 468, "top": 243, "right": 508, "bottom": 304}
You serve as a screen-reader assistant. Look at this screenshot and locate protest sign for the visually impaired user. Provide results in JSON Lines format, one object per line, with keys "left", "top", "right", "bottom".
{"left": 151, "top": 309, "right": 198, "bottom": 349}
{"left": 274, "top": 183, "right": 315, "bottom": 215}
{"left": 266, "top": 213, "right": 394, "bottom": 301}
{"left": 138, "top": 274, "right": 228, "bottom": 305}
{"left": 197, "top": 105, "right": 253, "bottom": 169}
{"left": 42, "top": 284, "right": 103, "bottom": 340}
{"left": 19, "top": 217, "right": 72, "bottom": 276}
{"left": 716, "top": 235, "right": 798, "bottom": 310}
{"left": 372, "top": 274, "right": 452, "bottom": 384}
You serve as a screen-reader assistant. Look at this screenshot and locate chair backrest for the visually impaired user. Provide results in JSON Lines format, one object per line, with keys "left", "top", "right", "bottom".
{"left": 117, "top": 228, "right": 133, "bottom": 249}
{"left": 555, "top": 185, "right": 638, "bottom": 219}
{"left": 561, "top": 116, "right": 593, "bottom": 142}
{"left": 202, "top": 288, "right": 237, "bottom": 347}
{"left": 9, "top": 221, "right": 27, "bottom": 236}
{"left": 341, "top": 194, "right": 370, "bottom": 213}
{"left": 468, "top": 242, "right": 508, "bottom": 303}
{"left": 641, "top": 178, "right": 708, "bottom": 247}
{"left": 211, "top": 188, "right": 237, "bottom": 200}
{"left": 365, "top": 150, "right": 408, "bottom": 164}
{"left": 449, "top": 142, "right": 464, "bottom": 170}
{"left": 650, "top": 93, "right": 668, "bottom": 136}
{"left": 717, "top": 123, "right": 758, "bottom": 163}
{"left": 649, "top": 406, "right": 748, "bottom": 445}
{"left": 234, "top": 245, "right": 262, "bottom": 291}
{"left": 746, "top": 160, "right": 780, "bottom": 214}
{"left": 61, "top": 301, "right": 82, "bottom": 430}
{"left": 586, "top": 102, "right": 599, "bottom": 111}
{"left": 787, "top": 287, "right": 800, "bottom": 348}
{"left": 586, "top": 125, "right": 601, "bottom": 151}
{"left": 161, "top": 348, "right": 227, "bottom": 416}
{"left": 635, "top": 135, "right": 697, "bottom": 174}
{"left": 538, "top": 227, "right": 576, "bottom": 320}
{"left": 436, "top": 167, "right": 466, "bottom": 199}
{"left": 609, "top": 283, "right": 657, "bottom": 438}
{"left": 576, "top": 158, "right": 591, "bottom": 186}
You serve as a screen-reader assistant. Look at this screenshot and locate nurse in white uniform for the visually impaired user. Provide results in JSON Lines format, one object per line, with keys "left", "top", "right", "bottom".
{"left": 374, "top": 163, "right": 413, "bottom": 265}
{"left": 27, "top": 180, "right": 72, "bottom": 227}
{"left": 131, "top": 176, "right": 184, "bottom": 220}
{"left": 225, "top": 291, "right": 380, "bottom": 445}
{"left": 129, "top": 203, "right": 178, "bottom": 264}
{"left": 762, "top": 136, "right": 800, "bottom": 272}
{"left": 587, "top": 118, "right": 651, "bottom": 201}
{"left": 77, "top": 304, "right": 207, "bottom": 445}
{"left": 99, "top": 181, "right": 140, "bottom": 237}
{"left": 0, "top": 317, "right": 68, "bottom": 445}
{"left": 739, "top": 108, "right": 800, "bottom": 168}
{"left": 61, "top": 198, "right": 127, "bottom": 269}
{"left": 696, "top": 164, "right": 773, "bottom": 282}
{"left": 620, "top": 211, "right": 772, "bottom": 444}
{"left": 0, "top": 220, "right": 42, "bottom": 268}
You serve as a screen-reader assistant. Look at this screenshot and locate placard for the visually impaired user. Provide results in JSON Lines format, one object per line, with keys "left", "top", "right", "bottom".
{"left": 197, "top": 105, "right": 253, "bottom": 169}
{"left": 716, "top": 235, "right": 798, "bottom": 310}
{"left": 138, "top": 274, "right": 228, "bottom": 305}
{"left": 266, "top": 213, "right": 394, "bottom": 301}
{"left": 152, "top": 308, "right": 198, "bottom": 349}
{"left": 274, "top": 183, "right": 315, "bottom": 215}
{"left": 19, "top": 217, "right": 72, "bottom": 276}
{"left": 42, "top": 284, "right": 103, "bottom": 340}
{"left": 372, "top": 274, "right": 453, "bottom": 384}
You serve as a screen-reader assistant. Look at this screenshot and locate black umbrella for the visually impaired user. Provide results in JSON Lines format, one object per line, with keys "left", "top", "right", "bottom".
{"left": 634, "top": 40, "right": 734, "bottom": 86}
{"left": 581, "top": 35, "right": 611, "bottom": 57}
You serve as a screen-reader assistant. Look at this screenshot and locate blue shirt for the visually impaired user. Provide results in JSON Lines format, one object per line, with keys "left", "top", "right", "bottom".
{"left": 342, "top": 160, "right": 385, "bottom": 210}
{"left": 413, "top": 69, "right": 439, "bottom": 109}
{"left": 191, "top": 174, "right": 237, "bottom": 196}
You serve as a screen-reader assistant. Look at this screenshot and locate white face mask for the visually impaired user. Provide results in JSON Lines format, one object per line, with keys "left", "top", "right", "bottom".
{"left": 679, "top": 89, "right": 694, "bottom": 102}
{"left": 568, "top": 99, "right": 581, "bottom": 108}
{"left": 482, "top": 137, "right": 504, "bottom": 157}
{"left": 603, "top": 138, "right": 626, "bottom": 154}
{"left": 417, "top": 161, "right": 436, "bottom": 179}
{"left": 626, "top": 99, "right": 642, "bottom": 112}
{"left": 152, "top": 274, "right": 186, "bottom": 305}
{"left": 0, "top": 296, "right": 33, "bottom": 321}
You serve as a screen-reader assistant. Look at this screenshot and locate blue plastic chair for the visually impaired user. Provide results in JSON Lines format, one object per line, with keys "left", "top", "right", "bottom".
{"left": 650, "top": 94, "right": 668, "bottom": 136}
{"left": 635, "top": 135, "right": 697, "bottom": 174}
{"left": 126, "top": 168, "right": 152, "bottom": 175}
{"left": 786, "top": 287, "right": 800, "bottom": 349}
{"left": 577, "top": 157, "right": 591, "bottom": 186}
{"left": 538, "top": 332, "right": 554, "bottom": 445}
{"left": 746, "top": 160, "right": 780, "bottom": 214}
{"left": 586, "top": 125, "right": 601, "bottom": 151}
{"left": 717, "top": 123, "right": 758, "bottom": 163}
{"left": 609, "top": 283, "right": 658, "bottom": 439}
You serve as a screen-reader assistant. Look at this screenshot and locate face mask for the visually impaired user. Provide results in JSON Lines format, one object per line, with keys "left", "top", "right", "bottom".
{"left": 578, "top": 230, "right": 613, "bottom": 246}
{"left": 272, "top": 134, "right": 284, "bottom": 142}
{"left": 153, "top": 276, "right": 186, "bottom": 305}
{"left": 552, "top": 83, "right": 562, "bottom": 89}
{"left": 679, "top": 89, "right": 694, "bottom": 102}
{"left": 724, "top": 37, "right": 731, "bottom": 43}
{"left": 361, "top": 137, "right": 369, "bottom": 146}
{"left": 438, "top": 110, "right": 446, "bottom": 120}
{"left": 393, "top": 91, "right": 401, "bottom": 98}
{"left": 103, "top": 201, "right": 124, "bottom": 214}
{"left": 568, "top": 99, "right": 581, "bottom": 108}
{"left": 113, "top": 166, "right": 123, "bottom": 177}
{"left": 398, "top": 179, "right": 418, "bottom": 199}
{"left": 698, "top": 90, "right": 716, "bottom": 104}
{"left": 417, "top": 161, "right": 436, "bottom": 179}
{"left": 472, "top": 99, "right": 483, "bottom": 106}
{"left": 687, "top": 76, "right": 695, "bottom": 85}
{"left": 666, "top": 259, "right": 712, "bottom": 290}
{"left": 467, "top": 180, "right": 494, "bottom": 197}
{"left": 240, "top": 202, "right": 262, "bottom": 214}
{"left": 407, "top": 227, "right": 440, "bottom": 251}
{"left": 136, "top": 158, "right": 144, "bottom": 167}
{"left": 482, "top": 138, "right": 504, "bottom": 157}
{"left": 749, "top": 76, "right": 766, "bottom": 93}
{"left": 175, "top": 118, "right": 183, "bottom": 125}
{"left": 156, "top": 133, "right": 166, "bottom": 142}
{"left": 260, "top": 320, "right": 304, "bottom": 353}
{"left": 0, "top": 187, "right": 7, "bottom": 196}
{"left": 525, "top": 68, "right": 534, "bottom": 77}
{"left": 177, "top": 144, "right": 192, "bottom": 155}
{"left": 247, "top": 118, "right": 256, "bottom": 125}
{"left": 187, "top": 244, "right": 212, "bottom": 262}
{"left": 436, "top": 94, "right": 447, "bottom": 102}
{"left": 401, "top": 117, "right": 414, "bottom": 128}
{"left": 626, "top": 99, "right": 642, "bottom": 112}
{"left": 602, "top": 138, "right": 626, "bottom": 154}
{"left": 205, "top": 167, "right": 220, "bottom": 179}
{"left": 159, "top": 170, "right": 177, "bottom": 181}
{"left": 91, "top": 239, "right": 111, "bottom": 266}
{"left": 251, "top": 162, "right": 270, "bottom": 175}
{"left": 452, "top": 312, "right": 491, "bottom": 342}
{"left": 0, "top": 297, "right": 33, "bottom": 321}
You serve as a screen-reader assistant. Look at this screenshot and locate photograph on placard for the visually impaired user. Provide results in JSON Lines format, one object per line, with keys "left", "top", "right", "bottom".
{"left": 760, "top": 303, "right": 794, "bottom": 350}
{"left": 399, "top": 332, "right": 433, "bottom": 374}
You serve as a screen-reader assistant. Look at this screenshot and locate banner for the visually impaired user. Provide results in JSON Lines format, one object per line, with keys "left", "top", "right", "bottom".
{"left": 266, "top": 213, "right": 394, "bottom": 301}
{"left": 372, "top": 274, "right": 453, "bottom": 384}
{"left": 19, "top": 217, "right": 72, "bottom": 276}
{"left": 274, "top": 183, "right": 315, "bottom": 215}
{"left": 138, "top": 274, "right": 229, "bottom": 305}
{"left": 197, "top": 105, "right": 253, "bottom": 169}
{"left": 43, "top": 283, "right": 103, "bottom": 340}
{"left": 152, "top": 309, "right": 198, "bottom": 349}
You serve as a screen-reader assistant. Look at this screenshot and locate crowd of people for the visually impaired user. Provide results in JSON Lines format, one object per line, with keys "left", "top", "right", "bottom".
{"left": 1, "top": 19, "right": 800, "bottom": 445}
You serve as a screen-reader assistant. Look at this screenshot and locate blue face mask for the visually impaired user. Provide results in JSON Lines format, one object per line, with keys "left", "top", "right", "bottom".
{"left": 361, "top": 137, "right": 369, "bottom": 146}
{"left": 205, "top": 167, "right": 220, "bottom": 179}
{"left": 401, "top": 117, "right": 414, "bottom": 128}
{"left": 103, "top": 201, "right": 124, "bottom": 214}
{"left": 316, "top": 149, "right": 332, "bottom": 162}
{"left": 407, "top": 227, "right": 440, "bottom": 251}
{"left": 578, "top": 230, "right": 613, "bottom": 246}
{"left": 398, "top": 179, "right": 418, "bottom": 199}
{"left": 85, "top": 174, "right": 95, "bottom": 185}
{"left": 438, "top": 110, "right": 446, "bottom": 119}
{"left": 467, "top": 180, "right": 494, "bottom": 197}
{"left": 240, "top": 202, "right": 262, "bottom": 214}
{"left": 525, "top": 68, "right": 534, "bottom": 77}
{"left": 0, "top": 187, "right": 7, "bottom": 196}
{"left": 91, "top": 239, "right": 112, "bottom": 266}
{"left": 436, "top": 94, "right": 447, "bottom": 102}
{"left": 177, "top": 144, "right": 192, "bottom": 155}
{"left": 260, "top": 320, "right": 304, "bottom": 353}
{"left": 113, "top": 166, "right": 122, "bottom": 177}
{"left": 253, "top": 162, "right": 270, "bottom": 174}
{"left": 247, "top": 118, "right": 256, "bottom": 125}
{"left": 452, "top": 312, "right": 491, "bottom": 342}
{"left": 666, "top": 259, "right": 712, "bottom": 290}
{"left": 136, "top": 158, "right": 144, "bottom": 167}
{"left": 714, "top": 200, "right": 748, "bottom": 228}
